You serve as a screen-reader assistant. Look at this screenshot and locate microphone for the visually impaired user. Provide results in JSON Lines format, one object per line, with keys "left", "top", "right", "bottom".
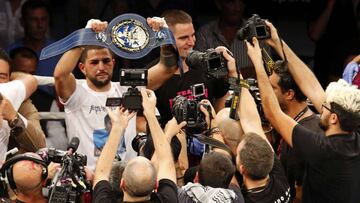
{"left": 67, "top": 137, "right": 80, "bottom": 154}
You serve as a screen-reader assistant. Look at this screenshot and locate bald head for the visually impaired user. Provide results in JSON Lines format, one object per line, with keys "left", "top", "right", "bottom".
{"left": 215, "top": 108, "right": 244, "bottom": 154}
{"left": 122, "top": 157, "right": 157, "bottom": 197}
{"left": 12, "top": 155, "right": 44, "bottom": 193}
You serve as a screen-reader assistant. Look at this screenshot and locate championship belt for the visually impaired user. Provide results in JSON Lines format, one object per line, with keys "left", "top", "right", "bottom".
{"left": 40, "top": 13, "right": 177, "bottom": 61}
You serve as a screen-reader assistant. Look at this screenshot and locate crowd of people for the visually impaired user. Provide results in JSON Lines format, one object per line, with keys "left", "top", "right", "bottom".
{"left": 0, "top": 0, "right": 360, "bottom": 203}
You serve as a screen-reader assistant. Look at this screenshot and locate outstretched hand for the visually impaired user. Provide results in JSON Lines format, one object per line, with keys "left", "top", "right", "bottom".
{"left": 106, "top": 107, "right": 135, "bottom": 129}
{"left": 245, "top": 37, "right": 263, "bottom": 68}
{"left": 164, "top": 117, "right": 186, "bottom": 138}
{"left": 140, "top": 88, "right": 157, "bottom": 117}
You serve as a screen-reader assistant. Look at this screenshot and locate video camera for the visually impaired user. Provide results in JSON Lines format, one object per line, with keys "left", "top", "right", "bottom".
{"left": 171, "top": 83, "right": 211, "bottom": 134}
{"left": 37, "top": 137, "right": 89, "bottom": 203}
{"left": 106, "top": 69, "right": 147, "bottom": 110}
{"left": 185, "top": 49, "right": 228, "bottom": 79}
{"left": 237, "top": 14, "right": 271, "bottom": 42}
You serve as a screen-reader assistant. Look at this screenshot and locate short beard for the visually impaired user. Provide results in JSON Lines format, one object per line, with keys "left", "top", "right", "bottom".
{"left": 89, "top": 77, "right": 111, "bottom": 88}
{"left": 318, "top": 119, "right": 329, "bottom": 131}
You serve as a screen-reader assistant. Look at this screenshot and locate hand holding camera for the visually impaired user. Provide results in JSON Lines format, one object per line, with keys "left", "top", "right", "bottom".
{"left": 140, "top": 88, "right": 157, "bottom": 117}
{"left": 106, "top": 106, "right": 136, "bottom": 130}
{"left": 164, "top": 117, "right": 187, "bottom": 138}
{"left": 199, "top": 99, "right": 217, "bottom": 129}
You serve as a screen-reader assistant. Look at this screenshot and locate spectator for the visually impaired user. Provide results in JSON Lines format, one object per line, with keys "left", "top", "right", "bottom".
{"left": 0, "top": 48, "right": 46, "bottom": 155}
{"left": 53, "top": 18, "right": 178, "bottom": 170}
{"left": 9, "top": 46, "right": 68, "bottom": 150}
{"left": 342, "top": 54, "right": 360, "bottom": 88}
{"left": 195, "top": 0, "right": 251, "bottom": 70}
{"left": 92, "top": 89, "right": 178, "bottom": 202}
{"left": 268, "top": 63, "right": 322, "bottom": 201}
{"left": 0, "top": 152, "right": 53, "bottom": 202}
{"left": 249, "top": 21, "right": 360, "bottom": 202}
{"left": 0, "top": 48, "right": 38, "bottom": 160}
{"left": 0, "top": 0, "right": 26, "bottom": 48}
{"left": 6, "top": 0, "right": 61, "bottom": 138}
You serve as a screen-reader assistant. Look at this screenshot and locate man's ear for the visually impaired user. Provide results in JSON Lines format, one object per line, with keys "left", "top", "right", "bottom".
{"left": 329, "top": 113, "right": 338, "bottom": 125}
{"left": 78, "top": 63, "right": 86, "bottom": 75}
{"left": 120, "top": 178, "right": 125, "bottom": 190}
{"left": 239, "top": 165, "right": 246, "bottom": 175}
{"left": 286, "top": 89, "right": 295, "bottom": 101}
{"left": 193, "top": 171, "right": 199, "bottom": 183}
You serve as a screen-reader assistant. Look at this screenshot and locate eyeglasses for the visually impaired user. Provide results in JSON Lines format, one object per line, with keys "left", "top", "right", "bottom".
{"left": 321, "top": 103, "right": 336, "bottom": 114}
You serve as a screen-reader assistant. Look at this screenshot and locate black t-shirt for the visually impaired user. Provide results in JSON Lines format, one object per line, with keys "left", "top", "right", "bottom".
{"left": 92, "top": 179, "right": 178, "bottom": 203}
{"left": 154, "top": 66, "right": 229, "bottom": 127}
{"left": 292, "top": 125, "right": 360, "bottom": 203}
{"left": 279, "top": 114, "right": 322, "bottom": 198}
{"left": 242, "top": 157, "right": 291, "bottom": 203}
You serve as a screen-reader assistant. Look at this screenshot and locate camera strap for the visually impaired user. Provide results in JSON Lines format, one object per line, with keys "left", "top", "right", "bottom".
{"left": 192, "top": 133, "right": 235, "bottom": 162}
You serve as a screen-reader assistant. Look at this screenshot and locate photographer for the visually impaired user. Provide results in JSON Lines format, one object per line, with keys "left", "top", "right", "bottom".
{"left": 92, "top": 89, "right": 178, "bottom": 202}
{"left": 154, "top": 9, "right": 234, "bottom": 128}
{"left": 247, "top": 21, "right": 360, "bottom": 202}
{"left": 0, "top": 152, "right": 60, "bottom": 203}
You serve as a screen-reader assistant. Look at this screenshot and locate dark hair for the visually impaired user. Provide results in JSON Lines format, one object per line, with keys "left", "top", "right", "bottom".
{"left": 238, "top": 132, "right": 274, "bottom": 180}
{"left": 331, "top": 102, "right": 360, "bottom": 132}
{"left": 142, "top": 135, "right": 181, "bottom": 162}
{"left": 161, "top": 9, "right": 192, "bottom": 27}
{"left": 21, "top": 0, "right": 49, "bottom": 18}
{"left": 0, "top": 48, "right": 11, "bottom": 66}
{"left": 79, "top": 45, "right": 113, "bottom": 63}
{"left": 9, "top": 47, "right": 38, "bottom": 62}
{"left": 198, "top": 151, "right": 235, "bottom": 188}
{"left": 275, "top": 64, "right": 307, "bottom": 102}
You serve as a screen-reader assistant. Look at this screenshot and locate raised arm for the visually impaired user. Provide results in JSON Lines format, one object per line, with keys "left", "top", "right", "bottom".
{"left": 54, "top": 20, "right": 108, "bottom": 101}
{"left": 93, "top": 107, "right": 135, "bottom": 188}
{"left": 246, "top": 37, "right": 297, "bottom": 147}
{"left": 265, "top": 21, "right": 326, "bottom": 113}
{"left": 146, "top": 17, "right": 178, "bottom": 91}
{"left": 10, "top": 72, "right": 37, "bottom": 99}
{"left": 141, "top": 89, "right": 176, "bottom": 183}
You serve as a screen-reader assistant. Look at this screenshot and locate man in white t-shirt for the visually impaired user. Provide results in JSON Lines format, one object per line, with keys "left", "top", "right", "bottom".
{"left": 0, "top": 49, "right": 38, "bottom": 160}
{"left": 54, "top": 18, "right": 178, "bottom": 170}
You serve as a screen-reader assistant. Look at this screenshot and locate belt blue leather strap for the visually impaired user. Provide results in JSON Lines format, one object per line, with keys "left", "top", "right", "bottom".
{"left": 40, "top": 13, "right": 177, "bottom": 61}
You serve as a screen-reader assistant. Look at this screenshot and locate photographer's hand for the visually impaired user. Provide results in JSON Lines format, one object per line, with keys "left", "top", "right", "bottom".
{"left": 107, "top": 107, "right": 136, "bottom": 129}
{"left": 140, "top": 89, "right": 157, "bottom": 117}
{"left": 164, "top": 118, "right": 186, "bottom": 140}
{"left": 199, "top": 99, "right": 217, "bottom": 129}
{"left": 264, "top": 21, "right": 283, "bottom": 58}
{"left": 218, "top": 47, "right": 238, "bottom": 78}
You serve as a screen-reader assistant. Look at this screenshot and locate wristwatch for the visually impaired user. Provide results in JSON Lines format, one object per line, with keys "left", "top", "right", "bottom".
{"left": 9, "top": 114, "right": 21, "bottom": 128}
{"left": 8, "top": 114, "right": 25, "bottom": 136}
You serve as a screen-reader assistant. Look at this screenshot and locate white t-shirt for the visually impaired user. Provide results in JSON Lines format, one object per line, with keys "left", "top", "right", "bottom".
{"left": 0, "top": 80, "right": 26, "bottom": 160}
{"left": 62, "top": 81, "right": 137, "bottom": 170}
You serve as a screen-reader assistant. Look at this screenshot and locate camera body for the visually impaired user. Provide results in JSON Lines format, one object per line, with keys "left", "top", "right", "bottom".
{"left": 237, "top": 14, "right": 271, "bottom": 42}
{"left": 106, "top": 69, "right": 147, "bottom": 110}
{"left": 171, "top": 83, "right": 211, "bottom": 134}
{"left": 185, "top": 49, "right": 228, "bottom": 79}
{"left": 37, "top": 148, "right": 88, "bottom": 203}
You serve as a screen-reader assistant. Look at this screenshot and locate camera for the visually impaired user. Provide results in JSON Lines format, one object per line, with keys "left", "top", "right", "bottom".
{"left": 237, "top": 14, "right": 271, "bottom": 42}
{"left": 185, "top": 49, "right": 228, "bottom": 79}
{"left": 131, "top": 132, "right": 148, "bottom": 154}
{"left": 106, "top": 69, "right": 147, "bottom": 110}
{"left": 171, "top": 83, "right": 211, "bottom": 134}
{"left": 37, "top": 138, "right": 89, "bottom": 203}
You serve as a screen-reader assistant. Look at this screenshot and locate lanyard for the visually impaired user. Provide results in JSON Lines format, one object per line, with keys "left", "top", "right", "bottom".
{"left": 294, "top": 106, "right": 309, "bottom": 122}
